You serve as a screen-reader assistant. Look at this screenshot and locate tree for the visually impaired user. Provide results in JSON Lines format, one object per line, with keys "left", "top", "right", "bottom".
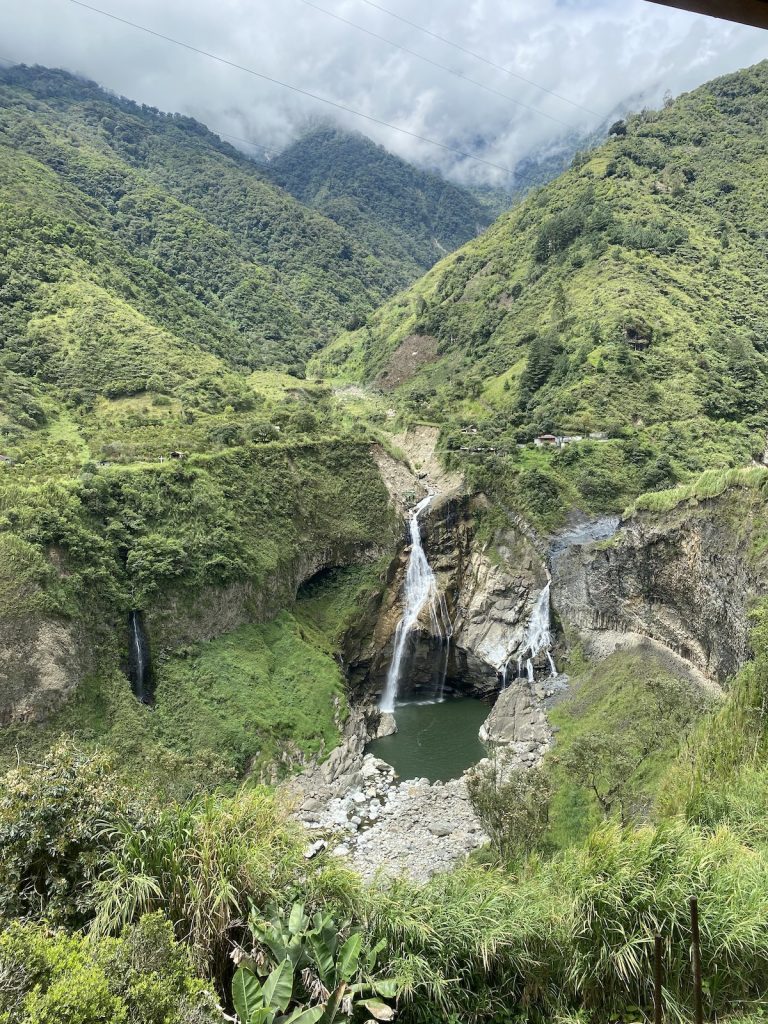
{"left": 466, "top": 755, "right": 552, "bottom": 861}
{"left": 558, "top": 677, "right": 711, "bottom": 823}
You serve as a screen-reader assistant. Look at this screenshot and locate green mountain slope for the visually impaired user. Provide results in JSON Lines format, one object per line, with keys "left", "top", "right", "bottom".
{"left": 0, "top": 64, "right": 413, "bottom": 380}
{"left": 0, "top": 65, "right": 408, "bottom": 778}
{"left": 314, "top": 61, "right": 768, "bottom": 529}
{"left": 264, "top": 125, "right": 502, "bottom": 280}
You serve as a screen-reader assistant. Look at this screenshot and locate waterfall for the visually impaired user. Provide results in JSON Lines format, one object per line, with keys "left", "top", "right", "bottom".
{"left": 510, "top": 581, "right": 558, "bottom": 687}
{"left": 379, "top": 495, "right": 451, "bottom": 714}
{"left": 525, "top": 582, "right": 552, "bottom": 658}
{"left": 128, "top": 610, "right": 154, "bottom": 705}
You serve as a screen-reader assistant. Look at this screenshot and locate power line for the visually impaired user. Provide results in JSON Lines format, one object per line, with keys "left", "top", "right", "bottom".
{"left": 62, "top": 0, "right": 516, "bottom": 175}
{"left": 0, "top": 52, "right": 273, "bottom": 156}
{"left": 298, "top": 0, "right": 572, "bottom": 129}
{"left": 354, "top": 0, "right": 603, "bottom": 119}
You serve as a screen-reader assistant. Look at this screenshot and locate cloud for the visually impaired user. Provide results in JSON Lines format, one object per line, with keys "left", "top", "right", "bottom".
{"left": 2, "top": 0, "right": 767, "bottom": 183}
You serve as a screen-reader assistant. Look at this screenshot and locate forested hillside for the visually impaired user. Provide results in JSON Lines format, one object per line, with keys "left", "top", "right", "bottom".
{"left": 265, "top": 125, "right": 504, "bottom": 277}
{"left": 315, "top": 61, "right": 768, "bottom": 528}
{"left": 0, "top": 64, "right": 421, "bottom": 382}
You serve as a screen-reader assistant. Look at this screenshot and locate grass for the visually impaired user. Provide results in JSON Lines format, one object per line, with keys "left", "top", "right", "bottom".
{"left": 545, "top": 646, "right": 712, "bottom": 847}
{"left": 626, "top": 465, "right": 768, "bottom": 517}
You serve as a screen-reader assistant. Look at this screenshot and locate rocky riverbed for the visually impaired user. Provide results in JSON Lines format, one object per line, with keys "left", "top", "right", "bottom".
{"left": 300, "top": 752, "right": 486, "bottom": 883}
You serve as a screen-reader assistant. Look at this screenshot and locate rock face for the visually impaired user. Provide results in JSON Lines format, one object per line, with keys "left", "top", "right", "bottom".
{"left": 361, "top": 493, "right": 552, "bottom": 701}
{"left": 0, "top": 616, "right": 86, "bottom": 726}
{"left": 552, "top": 496, "right": 767, "bottom": 683}
{"left": 478, "top": 675, "right": 569, "bottom": 768}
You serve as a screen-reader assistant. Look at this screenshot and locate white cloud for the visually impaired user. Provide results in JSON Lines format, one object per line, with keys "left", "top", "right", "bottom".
{"left": 2, "top": 0, "right": 767, "bottom": 183}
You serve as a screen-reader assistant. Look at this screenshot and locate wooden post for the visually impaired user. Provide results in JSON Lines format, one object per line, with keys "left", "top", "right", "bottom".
{"left": 654, "top": 934, "right": 664, "bottom": 1024}
{"left": 690, "top": 897, "right": 704, "bottom": 1024}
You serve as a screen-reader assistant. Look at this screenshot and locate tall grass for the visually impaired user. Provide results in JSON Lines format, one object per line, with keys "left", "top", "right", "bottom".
{"left": 92, "top": 789, "right": 306, "bottom": 981}
{"left": 358, "top": 820, "right": 768, "bottom": 1023}
{"left": 626, "top": 465, "right": 767, "bottom": 517}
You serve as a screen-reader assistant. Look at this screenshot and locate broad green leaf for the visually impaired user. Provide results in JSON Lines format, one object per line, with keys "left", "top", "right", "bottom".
{"left": 233, "top": 966, "right": 263, "bottom": 1024}
{"left": 288, "top": 902, "right": 307, "bottom": 935}
{"left": 372, "top": 979, "right": 398, "bottom": 999}
{"left": 262, "top": 958, "right": 294, "bottom": 1012}
{"left": 358, "top": 998, "right": 395, "bottom": 1021}
{"left": 338, "top": 933, "right": 362, "bottom": 981}
{"left": 365, "top": 938, "right": 386, "bottom": 972}
{"left": 280, "top": 1007, "right": 325, "bottom": 1024}
{"left": 308, "top": 931, "right": 336, "bottom": 987}
{"left": 249, "top": 1009, "right": 275, "bottom": 1024}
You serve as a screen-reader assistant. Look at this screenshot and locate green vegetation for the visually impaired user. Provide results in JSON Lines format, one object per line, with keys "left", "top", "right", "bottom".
{"left": 545, "top": 648, "right": 712, "bottom": 846}
{"left": 313, "top": 61, "right": 768, "bottom": 529}
{"left": 266, "top": 126, "right": 501, "bottom": 283}
{"left": 0, "top": 913, "right": 219, "bottom": 1024}
{"left": 628, "top": 464, "right": 767, "bottom": 515}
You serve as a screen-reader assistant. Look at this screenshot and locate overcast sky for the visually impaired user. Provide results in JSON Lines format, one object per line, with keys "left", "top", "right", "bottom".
{"left": 2, "top": 0, "right": 768, "bottom": 184}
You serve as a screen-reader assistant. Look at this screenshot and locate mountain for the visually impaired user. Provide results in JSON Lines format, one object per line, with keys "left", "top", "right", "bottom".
{"left": 6, "top": 57, "right": 768, "bottom": 1024}
{"left": 314, "top": 61, "right": 768, "bottom": 529}
{"left": 0, "top": 64, "right": 427, "bottom": 381}
{"left": 263, "top": 125, "right": 504, "bottom": 279}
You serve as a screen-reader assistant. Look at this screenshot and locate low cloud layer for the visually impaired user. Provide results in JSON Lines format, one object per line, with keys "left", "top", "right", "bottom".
{"left": 2, "top": 0, "right": 767, "bottom": 183}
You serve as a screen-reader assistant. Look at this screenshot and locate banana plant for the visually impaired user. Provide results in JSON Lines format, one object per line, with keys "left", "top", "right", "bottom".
{"left": 232, "top": 958, "right": 324, "bottom": 1024}
{"left": 237, "top": 903, "right": 398, "bottom": 1023}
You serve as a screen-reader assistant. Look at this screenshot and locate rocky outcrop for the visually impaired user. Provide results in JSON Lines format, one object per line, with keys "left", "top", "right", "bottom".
{"left": 478, "top": 674, "right": 568, "bottom": 768}
{"left": 147, "top": 539, "right": 389, "bottom": 654}
{"left": 288, "top": 748, "right": 486, "bottom": 884}
{"left": 553, "top": 496, "right": 766, "bottom": 682}
{"left": 358, "top": 492, "right": 553, "bottom": 701}
{"left": 0, "top": 616, "right": 86, "bottom": 726}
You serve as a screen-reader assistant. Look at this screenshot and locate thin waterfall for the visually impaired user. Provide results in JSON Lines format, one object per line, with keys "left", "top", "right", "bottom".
{"left": 128, "top": 610, "right": 154, "bottom": 704}
{"left": 501, "top": 582, "right": 558, "bottom": 690}
{"left": 525, "top": 582, "right": 552, "bottom": 659}
{"left": 379, "top": 495, "right": 450, "bottom": 714}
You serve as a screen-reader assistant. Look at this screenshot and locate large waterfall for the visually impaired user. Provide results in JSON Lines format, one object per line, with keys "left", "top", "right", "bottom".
{"left": 379, "top": 495, "right": 451, "bottom": 714}
{"left": 128, "top": 610, "right": 154, "bottom": 704}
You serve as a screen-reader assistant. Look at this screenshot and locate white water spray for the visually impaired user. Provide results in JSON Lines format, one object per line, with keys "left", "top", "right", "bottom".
{"left": 525, "top": 582, "right": 552, "bottom": 658}
{"left": 501, "top": 582, "right": 558, "bottom": 688}
{"left": 379, "top": 495, "right": 451, "bottom": 714}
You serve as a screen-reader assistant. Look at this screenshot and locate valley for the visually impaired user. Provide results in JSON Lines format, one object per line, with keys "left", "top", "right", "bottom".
{"left": 5, "top": 52, "right": 768, "bottom": 1024}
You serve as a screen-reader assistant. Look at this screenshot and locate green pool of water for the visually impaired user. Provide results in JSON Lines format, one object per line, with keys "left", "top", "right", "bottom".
{"left": 366, "top": 697, "right": 490, "bottom": 783}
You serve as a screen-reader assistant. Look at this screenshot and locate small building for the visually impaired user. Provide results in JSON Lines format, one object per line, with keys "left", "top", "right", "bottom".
{"left": 169, "top": 450, "right": 187, "bottom": 460}
{"left": 534, "top": 434, "right": 558, "bottom": 447}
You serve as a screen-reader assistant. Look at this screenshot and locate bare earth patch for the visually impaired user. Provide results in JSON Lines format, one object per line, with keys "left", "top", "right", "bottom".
{"left": 375, "top": 334, "right": 438, "bottom": 392}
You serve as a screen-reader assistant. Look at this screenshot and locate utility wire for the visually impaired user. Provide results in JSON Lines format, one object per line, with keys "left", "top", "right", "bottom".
{"left": 298, "top": 0, "right": 571, "bottom": 129}
{"left": 62, "top": 0, "right": 515, "bottom": 175}
{"left": 354, "top": 0, "right": 603, "bottom": 119}
{"left": 0, "top": 52, "right": 273, "bottom": 155}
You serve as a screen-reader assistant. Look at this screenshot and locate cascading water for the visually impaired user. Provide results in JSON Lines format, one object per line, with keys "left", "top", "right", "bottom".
{"left": 500, "top": 581, "right": 558, "bottom": 685}
{"left": 379, "top": 495, "right": 451, "bottom": 714}
{"left": 128, "top": 610, "right": 154, "bottom": 705}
